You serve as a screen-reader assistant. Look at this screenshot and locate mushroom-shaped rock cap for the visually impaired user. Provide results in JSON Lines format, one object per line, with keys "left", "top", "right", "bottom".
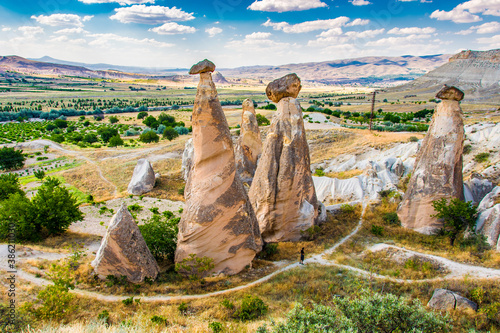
{"left": 189, "top": 59, "right": 216, "bottom": 75}
{"left": 436, "top": 85, "right": 464, "bottom": 101}
{"left": 266, "top": 73, "right": 302, "bottom": 103}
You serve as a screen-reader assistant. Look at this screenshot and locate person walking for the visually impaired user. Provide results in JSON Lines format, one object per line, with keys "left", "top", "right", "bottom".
{"left": 300, "top": 247, "right": 305, "bottom": 265}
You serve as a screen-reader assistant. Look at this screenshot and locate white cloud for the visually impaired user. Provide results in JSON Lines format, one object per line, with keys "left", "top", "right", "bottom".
{"left": 457, "top": 21, "right": 500, "bottom": 34}
{"left": 226, "top": 31, "right": 289, "bottom": 49}
{"left": 310, "top": 28, "right": 384, "bottom": 46}
{"left": 346, "top": 18, "right": 370, "bottom": 26}
{"left": 398, "top": 0, "right": 433, "bottom": 2}
{"left": 350, "top": 0, "right": 371, "bottom": 5}
{"left": 457, "top": 0, "right": 500, "bottom": 16}
{"left": 1, "top": 27, "right": 12, "bottom": 32}
{"left": 31, "top": 14, "right": 93, "bottom": 27}
{"left": 248, "top": 0, "right": 327, "bottom": 12}
{"left": 149, "top": 22, "right": 196, "bottom": 35}
{"left": 345, "top": 28, "right": 385, "bottom": 39}
{"left": 388, "top": 27, "right": 436, "bottom": 34}
{"left": 430, "top": 7, "right": 482, "bottom": 23}
{"left": 477, "top": 34, "right": 500, "bottom": 47}
{"left": 78, "top": 0, "right": 154, "bottom": 5}
{"left": 206, "top": 27, "right": 223, "bottom": 37}
{"left": 49, "top": 35, "right": 87, "bottom": 45}
{"left": 365, "top": 34, "right": 432, "bottom": 47}
{"left": 86, "top": 33, "right": 173, "bottom": 47}
{"left": 263, "top": 17, "right": 351, "bottom": 33}
{"left": 18, "top": 26, "right": 44, "bottom": 38}
{"left": 110, "top": 5, "right": 194, "bottom": 25}
{"left": 55, "top": 27, "right": 88, "bottom": 34}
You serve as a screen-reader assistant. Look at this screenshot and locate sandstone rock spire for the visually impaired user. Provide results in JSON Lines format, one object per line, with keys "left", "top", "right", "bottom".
{"left": 397, "top": 85, "right": 465, "bottom": 234}
{"left": 235, "top": 99, "right": 262, "bottom": 183}
{"left": 175, "top": 59, "right": 262, "bottom": 275}
{"left": 249, "top": 74, "right": 321, "bottom": 242}
{"left": 91, "top": 203, "right": 159, "bottom": 283}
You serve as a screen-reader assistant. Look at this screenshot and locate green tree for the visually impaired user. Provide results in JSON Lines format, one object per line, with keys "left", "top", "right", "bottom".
{"left": 138, "top": 215, "right": 179, "bottom": 261}
{"left": 31, "top": 177, "right": 84, "bottom": 236}
{"left": 0, "top": 192, "right": 39, "bottom": 241}
{"left": 139, "top": 131, "right": 160, "bottom": 143}
{"left": 256, "top": 114, "right": 270, "bottom": 126}
{"left": 53, "top": 119, "right": 68, "bottom": 129}
{"left": 97, "top": 127, "right": 119, "bottom": 143}
{"left": 108, "top": 135, "right": 124, "bottom": 147}
{"left": 137, "top": 111, "right": 148, "bottom": 119}
{"left": 34, "top": 169, "right": 46, "bottom": 181}
{"left": 143, "top": 115, "right": 159, "bottom": 129}
{"left": 108, "top": 116, "right": 119, "bottom": 124}
{"left": 163, "top": 126, "right": 179, "bottom": 141}
{"left": 0, "top": 147, "right": 25, "bottom": 171}
{"left": 83, "top": 120, "right": 90, "bottom": 127}
{"left": 432, "top": 198, "right": 478, "bottom": 246}
{"left": 83, "top": 133, "right": 98, "bottom": 144}
{"left": 0, "top": 174, "right": 23, "bottom": 201}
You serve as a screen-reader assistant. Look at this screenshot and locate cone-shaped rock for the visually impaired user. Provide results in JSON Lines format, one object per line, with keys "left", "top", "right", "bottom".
{"left": 235, "top": 99, "right": 262, "bottom": 182}
{"left": 249, "top": 75, "right": 320, "bottom": 242}
{"left": 397, "top": 86, "right": 465, "bottom": 234}
{"left": 91, "top": 203, "right": 159, "bottom": 283}
{"left": 127, "top": 158, "right": 155, "bottom": 195}
{"left": 175, "top": 60, "right": 262, "bottom": 276}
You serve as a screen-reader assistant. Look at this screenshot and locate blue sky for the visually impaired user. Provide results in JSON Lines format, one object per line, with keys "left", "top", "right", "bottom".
{"left": 0, "top": 0, "right": 499, "bottom": 68}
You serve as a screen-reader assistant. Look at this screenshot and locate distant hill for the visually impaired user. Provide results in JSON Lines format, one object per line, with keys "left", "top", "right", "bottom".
{"left": 219, "top": 54, "right": 450, "bottom": 86}
{"left": 29, "top": 56, "right": 187, "bottom": 75}
{"left": 388, "top": 49, "right": 500, "bottom": 102}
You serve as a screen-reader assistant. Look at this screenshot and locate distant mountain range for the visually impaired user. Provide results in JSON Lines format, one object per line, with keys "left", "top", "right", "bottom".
{"left": 389, "top": 49, "right": 500, "bottom": 102}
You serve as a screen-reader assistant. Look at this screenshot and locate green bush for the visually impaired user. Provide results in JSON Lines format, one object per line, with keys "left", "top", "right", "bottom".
{"left": 151, "top": 315, "right": 168, "bottom": 326}
{"left": 97, "top": 309, "right": 110, "bottom": 324}
{"left": 163, "top": 126, "right": 179, "bottom": 141}
{"left": 371, "top": 225, "right": 384, "bottom": 236}
{"left": 0, "top": 173, "right": 23, "bottom": 200}
{"left": 409, "top": 136, "right": 419, "bottom": 142}
{"left": 138, "top": 214, "right": 179, "bottom": 261}
{"left": 221, "top": 299, "right": 235, "bottom": 310}
{"left": 463, "top": 144, "right": 472, "bottom": 155}
{"left": 261, "top": 292, "right": 450, "bottom": 332}
{"left": 314, "top": 168, "right": 325, "bottom": 177}
{"left": 474, "top": 152, "right": 490, "bottom": 163}
{"left": 234, "top": 295, "right": 268, "bottom": 321}
{"left": 256, "top": 114, "right": 271, "bottom": 126}
{"left": 140, "top": 130, "right": 160, "bottom": 143}
{"left": 108, "top": 135, "right": 124, "bottom": 147}
{"left": 432, "top": 198, "right": 478, "bottom": 246}
{"left": 0, "top": 147, "right": 25, "bottom": 171}
{"left": 258, "top": 243, "right": 279, "bottom": 259}
{"left": 108, "top": 116, "right": 119, "bottom": 124}
{"left": 178, "top": 302, "right": 188, "bottom": 315}
{"left": 209, "top": 321, "right": 224, "bottom": 333}
{"left": 137, "top": 111, "right": 148, "bottom": 119}
{"left": 175, "top": 254, "right": 214, "bottom": 280}
{"left": 382, "top": 212, "right": 400, "bottom": 226}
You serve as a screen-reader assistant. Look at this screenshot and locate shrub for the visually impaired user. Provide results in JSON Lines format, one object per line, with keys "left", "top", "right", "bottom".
{"left": 221, "top": 299, "right": 235, "bottom": 310}
{"left": 234, "top": 296, "right": 268, "bottom": 321}
{"left": 97, "top": 310, "right": 110, "bottom": 324}
{"left": 163, "top": 126, "right": 179, "bottom": 141}
{"left": 108, "top": 135, "right": 124, "bottom": 147}
{"left": 257, "top": 243, "right": 279, "bottom": 259}
{"left": 178, "top": 302, "right": 188, "bottom": 315}
{"left": 175, "top": 254, "right": 215, "bottom": 280}
{"left": 83, "top": 133, "right": 98, "bottom": 144}
{"left": 0, "top": 173, "right": 23, "bottom": 200}
{"left": 474, "top": 152, "right": 490, "bottom": 163}
{"left": 463, "top": 144, "right": 472, "bottom": 155}
{"left": 0, "top": 147, "right": 25, "bottom": 171}
{"left": 139, "top": 130, "right": 160, "bottom": 143}
{"left": 34, "top": 169, "right": 46, "bottom": 180}
{"left": 382, "top": 212, "right": 400, "bottom": 226}
{"left": 137, "top": 111, "right": 148, "bottom": 119}
{"left": 0, "top": 192, "right": 37, "bottom": 241}
{"left": 371, "top": 225, "right": 384, "bottom": 236}
{"left": 256, "top": 113, "right": 271, "bottom": 126}
{"left": 432, "top": 198, "right": 478, "bottom": 246}
{"left": 108, "top": 116, "right": 119, "bottom": 124}
{"left": 138, "top": 214, "right": 179, "bottom": 261}
{"left": 151, "top": 315, "right": 168, "bottom": 326}
{"left": 53, "top": 119, "right": 68, "bottom": 128}
{"left": 122, "top": 297, "right": 134, "bottom": 306}
{"left": 460, "top": 233, "right": 490, "bottom": 253}
{"left": 209, "top": 321, "right": 224, "bottom": 333}
{"left": 97, "top": 127, "right": 119, "bottom": 143}
{"left": 51, "top": 134, "right": 65, "bottom": 143}
{"left": 174, "top": 126, "right": 189, "bottom": 135}
{"left": 314, "top": 168, "right": 325, "bottom": 177}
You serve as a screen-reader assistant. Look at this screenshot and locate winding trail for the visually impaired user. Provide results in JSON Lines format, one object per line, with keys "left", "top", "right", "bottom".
{"left": 4, "top": 201, "right": 500, "bottom": 303}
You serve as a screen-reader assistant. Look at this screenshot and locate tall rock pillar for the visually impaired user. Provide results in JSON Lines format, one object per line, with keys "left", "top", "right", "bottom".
{"left": 249, "top": 74, "right": 320, "bottom": 242}
{"left": 397, "top": 86, "right": 465, "bottom": 234}
{"left": 235, "top": 99, "right": 262, "bottom": 183}
{"left": 175, "top": 60, "right": 262, "bottom": 275}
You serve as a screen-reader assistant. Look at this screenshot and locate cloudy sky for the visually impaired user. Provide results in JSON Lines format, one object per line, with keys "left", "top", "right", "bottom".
{"left": 0, "top": 0, "right": 499, "bottom": 68}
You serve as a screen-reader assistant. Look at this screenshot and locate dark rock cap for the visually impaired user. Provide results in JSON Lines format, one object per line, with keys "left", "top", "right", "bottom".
{"left": 436, "top": 85, "right": 464, "bottom": 101}
{"left": 266, "top": 73, "right": 302, "bottom": 103}
{"left": 189, "top": 59, "right": 216, "bottom": 75}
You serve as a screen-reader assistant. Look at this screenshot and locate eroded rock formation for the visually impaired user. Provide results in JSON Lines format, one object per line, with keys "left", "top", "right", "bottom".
{"left": 175, "top": 59, "right": 262, "bottom": 275}
{"left": 427, "top": 289, "right": 477, "bottom": 311}
{"left": 476, "top": 186, "right": 500, "bottom": 251}
{"left": 91, "top": 203, "right": 159, "bottom": 283}
{"left": 397, "top": 86, "right": 465, "bottom": 234}
{"left": 181, "top": 138, "right": 194, "bottom": 181}
{"left": 235, "top": 99, "right": 262, "bottom": 182}
{"left": 127, "top": 158, "right": 155, "bottom": 195}
{"left": 249, "top": 74, "right": 320, "bottom": 242}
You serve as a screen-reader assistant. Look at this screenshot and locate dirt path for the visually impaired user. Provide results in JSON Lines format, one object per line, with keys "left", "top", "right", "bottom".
{"left": 6, "top": 201, "right": 500, "bottom": 303}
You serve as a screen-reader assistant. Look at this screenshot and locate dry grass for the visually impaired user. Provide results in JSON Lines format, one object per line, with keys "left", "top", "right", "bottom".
{"left": 325, "top": 169, "right": 364, "bottom": 179}
{"left": 61, "top": 162, "right": 116, "bottom": 201}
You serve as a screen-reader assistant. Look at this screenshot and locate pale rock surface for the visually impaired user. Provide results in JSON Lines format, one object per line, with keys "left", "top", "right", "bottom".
{"left": 463, "top": 175, "right": 494, "bottom": 204}
{"left": 181, "top": 138, "right": 194, "bottom": 181}
{"left": 249, "top": 88, "right": 320, "bottom": 242}
{"left": 235, "top": 99, "right": 262, "bottom": 182}
{"left": 397, "top": 86, "right": 465, "bottom": 235}
{"left": 91, "top": 203, "right": 159, "bottom": 283}
{"left": 427, "top": 289, "right": 477, "bottom": 311}
{"left": 476, "top": 186, "right": 500, "bottom": 250}
{"left": 127, "top": 158, "right": 155, "bottom": 195}
{"left": 265, "top": 73, "right": 302, "bottom": 103}
{"left": 175, "top": 61, "right": 262, "bottom": 276}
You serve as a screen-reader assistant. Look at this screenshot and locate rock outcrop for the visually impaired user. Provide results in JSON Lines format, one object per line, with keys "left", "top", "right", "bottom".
{"left": 397, "top": 86, "right": 465, "bottom": 234}
{"left": 235, "top": 99, "right": 262, "bottom": 182}
{"left": 427, "top": 289, "right": 478, "bottom": 311}
{"left": 181, "top": 138, "right": 194, "bottom": 181}
{"left": 127, "top": 159, "right": 155, "bottom": 195}
{"left": 476, "top": 186, "right": 500, "bottom": 251}
{"left": 265, "top": 73, "right": 301, "bottom": 103}
{"left": 249, "top": 74, "right": 320, "bottom": 242}
{"left": 175, "top": 59, "right": 262, "bottom": 276}
{"left": 91, "top": 203, "right": 159, "bottom": 283}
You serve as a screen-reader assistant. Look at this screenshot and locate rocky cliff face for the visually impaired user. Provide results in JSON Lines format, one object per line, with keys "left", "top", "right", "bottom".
{"left": 249, "top": 74, "right": 320, "bottom": 242}
{"left": 235, "top": 99, "right": 262, "bottom": 183}
{"left": 476, "top": 186, "right": 500, "bottom": 251}
{"left": 175, "top": 60, "right": 262, "bottom": 276}
{"left": 397, "top": 86, "right": 465, "bottom": 234}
